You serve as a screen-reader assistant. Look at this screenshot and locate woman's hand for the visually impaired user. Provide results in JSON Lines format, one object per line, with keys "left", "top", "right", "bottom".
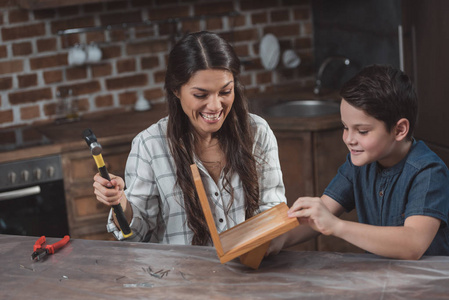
{"left": 93, "top": 173, "right": 126, "bottom": 207}
{"left": 287, "top": 197, "right": 341, "bottom": 236}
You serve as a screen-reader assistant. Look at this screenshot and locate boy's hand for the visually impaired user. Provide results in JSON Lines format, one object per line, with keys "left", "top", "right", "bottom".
{"left": 288, "top": 197, "right": 341, "bottom": 236}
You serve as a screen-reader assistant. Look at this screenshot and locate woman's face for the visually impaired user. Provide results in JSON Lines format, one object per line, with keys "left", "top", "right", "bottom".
{"left": 176, "top": 69, "right": 235, "bottom": 138}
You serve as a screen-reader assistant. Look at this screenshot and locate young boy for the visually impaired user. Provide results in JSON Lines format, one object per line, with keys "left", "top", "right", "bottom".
{"left": 272, "top": 65, "right": 449, "bottom": 259}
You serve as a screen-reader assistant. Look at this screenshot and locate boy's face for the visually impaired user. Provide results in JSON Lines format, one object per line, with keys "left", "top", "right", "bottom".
{"left": 340, "top": 99, "right": 398, "bottom": 168}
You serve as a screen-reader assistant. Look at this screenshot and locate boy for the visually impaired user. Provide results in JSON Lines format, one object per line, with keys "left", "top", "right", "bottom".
{"left": 272, "top": 65, "right": 449, "bottom": 259}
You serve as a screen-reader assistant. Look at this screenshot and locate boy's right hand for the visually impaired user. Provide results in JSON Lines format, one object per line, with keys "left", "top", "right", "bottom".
{"left": 288, "top": 196, "right": 341, "bottom": 236}
{"left": 93, "top": 173, "right": 125, "bottom": 207}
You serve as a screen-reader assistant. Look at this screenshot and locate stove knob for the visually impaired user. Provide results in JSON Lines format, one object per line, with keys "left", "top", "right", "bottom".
{"left": 47, "top": 166, "right": 55, "bottom": 178}
{"left": 8, "top": 172, "right": 17, "bottom": 184}
{"left": 34, "top": 168, "right": 42, "bottom": 180}
{"left": 21, "top": 170, "right": 30, "bottom": 182}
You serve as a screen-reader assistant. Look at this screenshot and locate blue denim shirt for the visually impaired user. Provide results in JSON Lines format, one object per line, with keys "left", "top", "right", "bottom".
{"left": 324, "top": 140, "right": 449, "bottom": 256}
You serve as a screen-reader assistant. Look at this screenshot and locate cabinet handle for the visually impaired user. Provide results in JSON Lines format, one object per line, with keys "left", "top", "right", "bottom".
{"left": 398, "top": 25, "right": 404, "bottom": 71}
{"left": 411, "top": 25, "right": 418, "bottom": 90}
{"left": 0, "top": 186, "right": 41, "bottom": 201}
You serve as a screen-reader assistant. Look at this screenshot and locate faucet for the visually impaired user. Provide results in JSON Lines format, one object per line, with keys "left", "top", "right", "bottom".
{"left": 314, "top": 56, "right": 351, "bottom": 95}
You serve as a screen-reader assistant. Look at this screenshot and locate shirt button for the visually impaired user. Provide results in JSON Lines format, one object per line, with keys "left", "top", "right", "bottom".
{"left": 214, "top": 192, "right": 219, "bottom": 196}
{"left": 219, "top": 218, "right": 224, "bottom": 223}
{"left": 379, "top": 191, "right": 384, "bottom": 196}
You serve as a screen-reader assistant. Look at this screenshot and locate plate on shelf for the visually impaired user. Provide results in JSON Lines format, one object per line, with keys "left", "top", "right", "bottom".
{"left": 259, "top": 34, "right": 280, "bottom": 70}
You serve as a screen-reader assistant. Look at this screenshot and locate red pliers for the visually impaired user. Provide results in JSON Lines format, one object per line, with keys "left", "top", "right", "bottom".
{"left": 31, "top": 235, "right": 70, "bottom": 261}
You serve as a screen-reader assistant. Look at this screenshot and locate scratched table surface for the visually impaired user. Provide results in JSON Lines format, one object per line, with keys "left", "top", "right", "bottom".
{"left": 1, "top": 234, "right": 449, "bottom": 300}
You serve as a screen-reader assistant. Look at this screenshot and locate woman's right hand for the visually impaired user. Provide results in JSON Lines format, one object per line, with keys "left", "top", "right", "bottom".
{"left": 93, "top": 173, "right": 126, "bottom": 207}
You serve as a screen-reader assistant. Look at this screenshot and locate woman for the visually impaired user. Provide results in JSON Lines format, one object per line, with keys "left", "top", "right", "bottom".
{"left": 93, "top": 31, "right": 286, "bottom": 246}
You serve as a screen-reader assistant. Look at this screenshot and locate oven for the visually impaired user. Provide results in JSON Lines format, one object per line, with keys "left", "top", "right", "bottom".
{"left": 0, "top": 155, "right": 69, "bottom": 238}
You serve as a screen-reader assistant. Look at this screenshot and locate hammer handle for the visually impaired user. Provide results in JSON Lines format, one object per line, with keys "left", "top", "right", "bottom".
{"left": 95, "top": 155, "right": 133, "bottom": 238}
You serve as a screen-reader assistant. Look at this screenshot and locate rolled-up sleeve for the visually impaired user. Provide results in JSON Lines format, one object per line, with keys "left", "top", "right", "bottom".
{"left": 107, "top": 131, "right": 160, "bottom": 242}
{"left": 251, "top": 114, "right": 287, "bottom": 212}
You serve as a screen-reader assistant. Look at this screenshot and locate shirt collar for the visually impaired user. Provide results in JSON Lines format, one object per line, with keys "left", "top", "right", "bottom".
{"left": 376, "top": 139, "right": 417, "bottom": 176}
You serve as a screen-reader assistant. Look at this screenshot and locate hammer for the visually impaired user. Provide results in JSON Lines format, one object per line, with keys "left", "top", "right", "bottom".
{"left": 82, "top": 128, "right": 133, "bottom": 238}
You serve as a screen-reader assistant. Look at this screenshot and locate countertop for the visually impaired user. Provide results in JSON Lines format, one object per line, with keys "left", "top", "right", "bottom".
{"left": 249, "top": 89, "right": 342, "bottom": 132}
{"left": 0, "top": 104, "right": 167, "bottom": 164}
{"left": 2, "top": 234, "right": 448, "bottom": 299}
{"left": 0, "top": 91, "right": 342, "bottom": 164}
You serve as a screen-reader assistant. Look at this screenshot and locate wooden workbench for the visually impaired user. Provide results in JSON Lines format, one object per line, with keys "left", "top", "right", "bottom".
{"left": 1, "top": 234, "right": 448, "bottom": 299}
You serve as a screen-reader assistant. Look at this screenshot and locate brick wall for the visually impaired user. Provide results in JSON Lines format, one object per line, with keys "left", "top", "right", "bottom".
{"left": 0, "top": 0, "right": 313, "bottom": 128}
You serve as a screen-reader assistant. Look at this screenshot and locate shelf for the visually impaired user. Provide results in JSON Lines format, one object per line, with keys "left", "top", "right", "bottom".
{"left": 16, "top": 0, "right": 115, "bottom": 9}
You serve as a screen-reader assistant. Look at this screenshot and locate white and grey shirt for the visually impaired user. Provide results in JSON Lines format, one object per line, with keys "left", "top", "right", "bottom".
{"left": 107, "top": 113, "right": 286, "bottom": 244}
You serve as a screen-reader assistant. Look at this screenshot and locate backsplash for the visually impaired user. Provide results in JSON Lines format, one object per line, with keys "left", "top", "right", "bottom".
{"left": 0, "top": 0, "right": 314, "bottom": 128}
{"left": 312, "top": 0, "right": 401, "bottom": 90}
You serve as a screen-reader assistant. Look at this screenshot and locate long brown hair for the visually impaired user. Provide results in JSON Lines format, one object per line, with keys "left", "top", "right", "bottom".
{"left": 165, "top": 31, "right": 259, "bottom": 245}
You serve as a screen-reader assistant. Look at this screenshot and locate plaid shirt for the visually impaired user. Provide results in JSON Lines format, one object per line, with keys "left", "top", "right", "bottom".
{"left": 107, "top": 114, "right": 286, "bottom": 244}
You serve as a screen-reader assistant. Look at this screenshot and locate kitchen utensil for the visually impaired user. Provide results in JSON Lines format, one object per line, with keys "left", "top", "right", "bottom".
{"left": 282, "top": 49, "right": 301, "bottom": 68}
{"left": 68, "top": 45, "right": 86, "bottom": 66}
{"left": 134, "top": 95, "right": 151, "bottom": 111}
{"left": 85, "top": 44, "right": 102, "bottom": 63}
{"left": 259, "top": 34, "right": 280, "bottom": 70}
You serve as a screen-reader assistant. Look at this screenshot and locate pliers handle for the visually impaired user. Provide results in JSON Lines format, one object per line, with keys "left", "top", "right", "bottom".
{"left": 32, "top": 235, "right": 70, "bottom": 261}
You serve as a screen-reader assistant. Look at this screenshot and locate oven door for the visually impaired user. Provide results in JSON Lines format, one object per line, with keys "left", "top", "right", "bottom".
{"left": 0, "top": 180, "right": 69, "bottom": 238}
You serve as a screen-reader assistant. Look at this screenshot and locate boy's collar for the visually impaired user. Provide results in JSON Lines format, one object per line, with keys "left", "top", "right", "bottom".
{"left": 376, "top": 138, "right": 416, "bottom": 175}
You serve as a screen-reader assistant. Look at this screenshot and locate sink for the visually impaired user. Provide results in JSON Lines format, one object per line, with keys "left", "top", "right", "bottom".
{"left": 263, "top": 100, "right": 340, "bottom": 118}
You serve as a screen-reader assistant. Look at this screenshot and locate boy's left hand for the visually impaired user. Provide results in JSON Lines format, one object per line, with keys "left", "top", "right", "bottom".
{"left": 288, "top": 197, "right": 341, "bottom": 236}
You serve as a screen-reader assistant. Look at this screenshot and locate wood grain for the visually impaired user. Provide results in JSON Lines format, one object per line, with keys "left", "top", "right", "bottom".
{"left": 239, "top": 241, "right": 270, "bottom": 269}
{"left": 190, "top": 164, "right": 299, "bottom": 269}
{"left": 190, "top": 164, "right": 224, "bottom": 256}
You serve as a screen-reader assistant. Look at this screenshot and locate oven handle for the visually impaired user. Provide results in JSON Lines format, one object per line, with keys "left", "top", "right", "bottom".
{"left": 0, "top": 186, "right": 41, "bottom": 201}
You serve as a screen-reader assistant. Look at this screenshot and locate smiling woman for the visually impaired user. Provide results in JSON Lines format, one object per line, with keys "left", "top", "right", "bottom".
{"left": 175, "top": 69, "right": 235, "bottom": 139}
{"left": 174, "top": 69, "right": 235, "bottom": 183}
{"left": 91, "top": 31, "right": 287, "bottom": 249}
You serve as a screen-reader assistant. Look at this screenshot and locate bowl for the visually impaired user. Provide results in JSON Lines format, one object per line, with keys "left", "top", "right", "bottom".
{"left": 263, "top": 100, "right": 340, "bottom": 118}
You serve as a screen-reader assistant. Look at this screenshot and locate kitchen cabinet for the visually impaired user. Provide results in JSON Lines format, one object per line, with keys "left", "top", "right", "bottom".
{"left": 30, "top": 104, "right": 166, "bottom": 241}
{"left": 402, "top": 0, "right": 449, "bottom": 166}
{"left": 61, "top": 142, "right": 130, "bottom": 240}
{"left": 273, "top": 121, "right": 362, "bottom": 253}
{"left": 275, "top": 127, "right": 349, "bottom": 206}
{"left": 0, "top": 105, "right": 166, "bottom": 240}
{"left": 313, "top": 129, "right": 360, "bottom": 252}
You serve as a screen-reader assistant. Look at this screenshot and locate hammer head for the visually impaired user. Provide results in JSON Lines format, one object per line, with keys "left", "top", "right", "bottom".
{"left": 82, "top": 128, "right": 102, "bottom": 156}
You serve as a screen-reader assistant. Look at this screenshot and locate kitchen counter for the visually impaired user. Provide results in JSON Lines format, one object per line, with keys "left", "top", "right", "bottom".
{"left": 0, "top": 104, "right": 167, "bottom": 164}
{"left": 249, "top": 89, "right": 342, "bottom": 131}
{"left": 1, "top": 234, "right": 448, "bottom": 299}
{"left": 0, "top": 90, "right": 342, "bottom": 164}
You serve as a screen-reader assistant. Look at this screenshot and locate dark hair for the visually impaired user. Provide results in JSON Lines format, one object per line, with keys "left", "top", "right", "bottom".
{"left": 164, "top": 31, "right": 259, "bottom": 245}
{"left": 340, "top": 64, "right": 418, "bottom": 140}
